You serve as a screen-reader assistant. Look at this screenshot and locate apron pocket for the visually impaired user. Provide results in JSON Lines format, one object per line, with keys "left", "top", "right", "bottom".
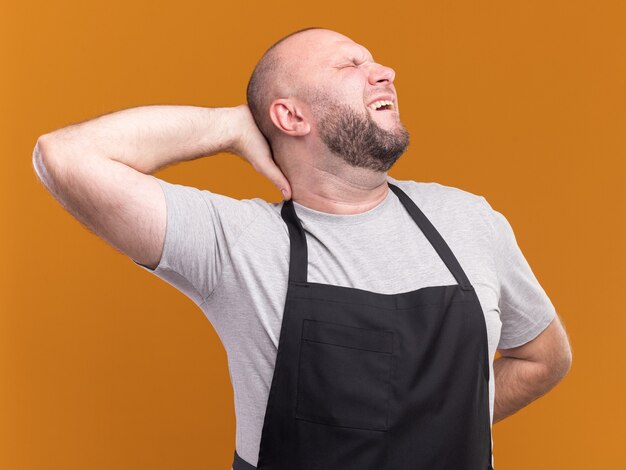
{"left": 295, "top": 319, "right": 394, "bottom": 432}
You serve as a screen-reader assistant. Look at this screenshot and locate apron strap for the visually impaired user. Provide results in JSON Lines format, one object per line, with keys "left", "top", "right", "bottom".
{"left": 388, "top": 183, "right": 473, "bottom": 291}
{"left": 281, "top": 198, "right": 309, "bottom": 283}
{"left": 232, "top": 449, "right": 256, "bottom": 470}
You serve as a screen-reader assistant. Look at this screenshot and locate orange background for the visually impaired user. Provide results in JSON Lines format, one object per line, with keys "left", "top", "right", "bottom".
{"left": 2, "top": 0, "right": 624, "bottom": 468}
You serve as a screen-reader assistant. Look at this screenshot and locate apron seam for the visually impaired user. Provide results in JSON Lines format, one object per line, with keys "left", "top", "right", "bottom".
{"left": 288, "top": 296, "right": 478, "bottom": 309}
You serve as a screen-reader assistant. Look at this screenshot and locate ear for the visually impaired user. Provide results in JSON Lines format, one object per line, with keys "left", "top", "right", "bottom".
{"left": 268, "top": 98, "right": 311, "bottom": 137}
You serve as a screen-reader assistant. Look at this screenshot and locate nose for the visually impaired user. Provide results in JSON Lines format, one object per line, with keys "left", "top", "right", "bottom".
{"left": 368, "top": 62, "right": 396, "bottom": 85}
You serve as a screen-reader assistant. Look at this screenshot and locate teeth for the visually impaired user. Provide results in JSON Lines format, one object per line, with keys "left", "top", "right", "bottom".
{"left": 370, "top": 100, "right": 394, "bottom": 110}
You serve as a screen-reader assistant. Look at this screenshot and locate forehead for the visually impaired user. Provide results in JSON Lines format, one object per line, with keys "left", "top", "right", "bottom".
{"left": 281, "top": 30, "right": 374, "bottom": 67}
{"left": 316, "top": 39, "right": 373, "bottom": 65}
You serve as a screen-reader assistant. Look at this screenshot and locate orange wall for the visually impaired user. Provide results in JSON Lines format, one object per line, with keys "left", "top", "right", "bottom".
{"left": 2, "top": 1, "right": 624, "bottom": 468}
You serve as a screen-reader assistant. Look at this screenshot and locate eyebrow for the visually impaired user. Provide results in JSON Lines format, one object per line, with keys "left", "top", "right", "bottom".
{"left": 358, "top": 44, "right": 375, "bottom": 59}
{"left": 352, "top": 55, "right": 371, "bottom": 63}
{"left": 337, "top": 44, "right": 374, "bottom": 63}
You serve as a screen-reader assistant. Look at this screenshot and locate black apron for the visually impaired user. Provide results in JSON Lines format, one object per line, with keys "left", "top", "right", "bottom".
{"left": 233, "top": 182, "right": 494, "bottom": 470}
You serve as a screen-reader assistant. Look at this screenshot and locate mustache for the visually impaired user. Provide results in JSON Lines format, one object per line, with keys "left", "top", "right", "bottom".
{"left": 366, "top": 87, "right": 396, "bottom": 102}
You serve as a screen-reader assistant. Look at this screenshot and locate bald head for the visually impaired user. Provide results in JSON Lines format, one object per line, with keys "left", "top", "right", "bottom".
{"left": 246, "top": 27, "right": 353, "bottom": 148}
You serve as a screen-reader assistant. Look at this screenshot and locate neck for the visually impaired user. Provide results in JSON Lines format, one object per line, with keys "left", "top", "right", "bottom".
{"left": 281, "top": 149, "right": 391, "bottom": 215}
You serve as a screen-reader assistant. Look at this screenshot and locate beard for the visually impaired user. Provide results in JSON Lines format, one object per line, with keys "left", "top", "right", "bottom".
{"left": 311, "top": 97, "right": 410, "bottom": 172}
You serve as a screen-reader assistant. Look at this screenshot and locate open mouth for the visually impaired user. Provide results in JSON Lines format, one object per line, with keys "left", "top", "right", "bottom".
{"left": 369, "top": 100, "right": 395, "bottom": 111}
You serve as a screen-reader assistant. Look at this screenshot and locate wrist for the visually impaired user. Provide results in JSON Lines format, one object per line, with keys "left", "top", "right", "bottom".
{"left": 223, "top": 105, "right": 252, "bottom": 155}
{"left": 194, "top": 106, "right": 236, "bottom": 156}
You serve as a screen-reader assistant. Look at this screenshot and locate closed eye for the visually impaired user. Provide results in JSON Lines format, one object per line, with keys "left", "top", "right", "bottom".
{"left": 338, "top": 58, "right": 366, "bottom": 69}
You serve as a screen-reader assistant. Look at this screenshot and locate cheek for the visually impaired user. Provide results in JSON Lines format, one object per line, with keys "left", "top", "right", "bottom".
{"left": 337, "top": 71, "right": 368, "bottom": 96}
{"left": 341, "top": 84, "right": 368, "bottom": 108}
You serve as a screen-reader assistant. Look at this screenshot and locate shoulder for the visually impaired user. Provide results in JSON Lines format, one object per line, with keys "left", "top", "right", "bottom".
{"left": 386, "top": 175, "right": 489, "bottom": 215}
{"left": 386, "top": 175, "right": 497, "bottom": 241}
{"left": 151, "top": 177, "right": 287, "bottom": 253}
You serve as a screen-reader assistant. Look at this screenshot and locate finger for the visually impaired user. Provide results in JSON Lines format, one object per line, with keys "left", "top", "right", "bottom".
{"left": 259, "top": 159, "right": 292, "bottom": 200}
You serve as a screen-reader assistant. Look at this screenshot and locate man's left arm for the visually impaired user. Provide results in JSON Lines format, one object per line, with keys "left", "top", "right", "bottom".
{"left": 493, "top": 313, "right": 572, "bottom": 423}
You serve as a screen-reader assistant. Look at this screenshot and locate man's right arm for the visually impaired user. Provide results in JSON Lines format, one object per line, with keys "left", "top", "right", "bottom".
{"left": 32, "top": 105, "right": 289, "bottom": 270}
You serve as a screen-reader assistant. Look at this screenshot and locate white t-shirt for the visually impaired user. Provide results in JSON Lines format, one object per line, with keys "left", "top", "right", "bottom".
{"left": 133, "top": 174, "right": 557, "bottom": 468}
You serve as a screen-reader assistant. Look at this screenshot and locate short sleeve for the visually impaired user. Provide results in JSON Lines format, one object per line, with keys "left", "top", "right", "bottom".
{"left": 480, "top": 197, "right": 557, "bottom": 349}
{"left": 132, "top": 175, "right": 260, "bottom": 307}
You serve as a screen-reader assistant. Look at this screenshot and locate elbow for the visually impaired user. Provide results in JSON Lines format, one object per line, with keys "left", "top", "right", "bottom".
{"left": 558, "top": 342, "right": 573, "bottom": 380}
{"left": 556, "top": 330, "right": 573, "bottom": 380}
{"left": 541, "top": 342, "right": 573, "bottom": 390}
{"left": 544, "top": 316, "right": 574, "bottom": 387}
{"left": 34, "top": 133, "right": 56, "bottom": 162}
{"left": 32, "top": 135, "right": 56, "bottom": 185}
{"left": 32, "top": 134, "right": 67, "bottom": 193}
{"left": 32, "top": 138, "right": 48, "bottom": 183}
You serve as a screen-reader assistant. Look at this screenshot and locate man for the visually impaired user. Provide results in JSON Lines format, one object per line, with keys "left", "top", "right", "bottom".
{"left": 33, "top": 27, "right": 572, "bottom": 469}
